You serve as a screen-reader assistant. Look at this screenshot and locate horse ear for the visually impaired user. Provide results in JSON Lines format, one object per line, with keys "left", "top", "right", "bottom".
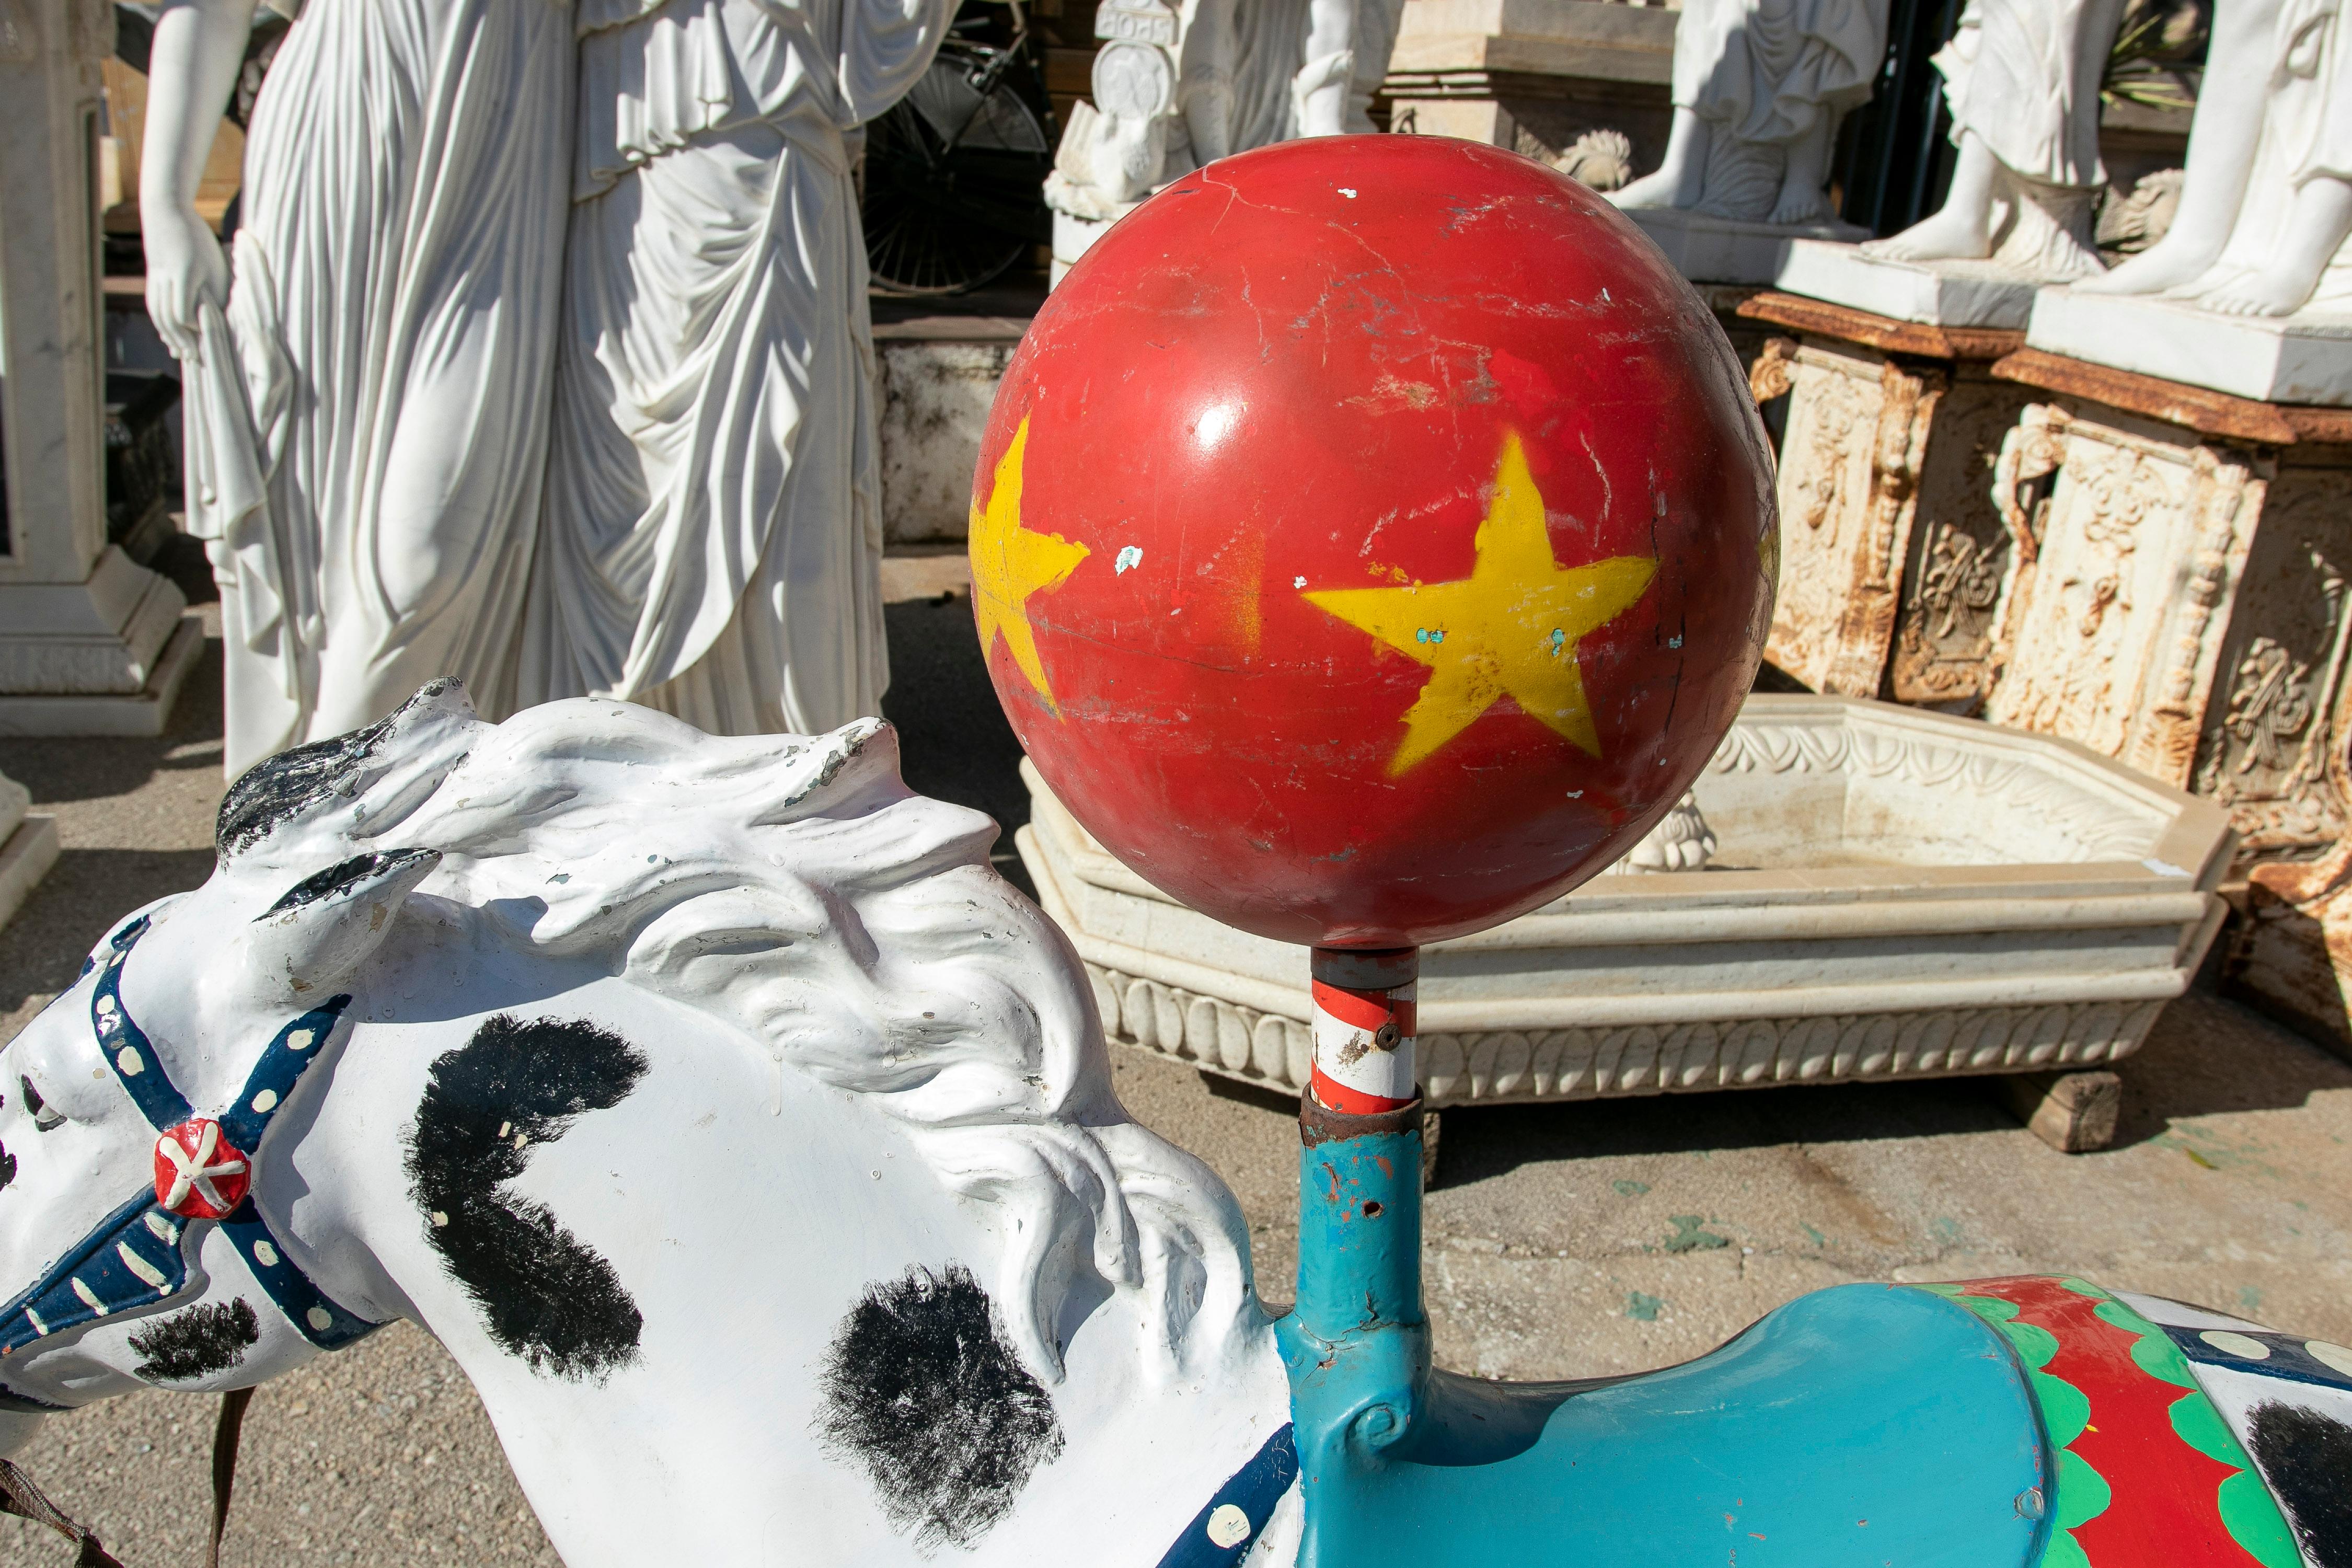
{"left": 242, "top": 848, "right": 442, "bottom": 1001}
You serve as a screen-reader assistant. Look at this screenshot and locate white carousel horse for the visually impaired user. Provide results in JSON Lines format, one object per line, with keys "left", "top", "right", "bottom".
{"left": 0, "top": 683, "right": 1298, "bottom": 1566}
{"left": 4, "top": 684, "right": 2350, "bottom": 1567}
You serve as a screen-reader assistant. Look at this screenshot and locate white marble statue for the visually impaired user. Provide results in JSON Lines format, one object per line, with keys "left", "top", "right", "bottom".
{"left": 2074, "top": 0, "right": 2352, "bottom": 316}
{"left": 516, "top": 0, "right": 956, "bottom": 736}
{"left": 1610, "top": 0, "right": 1887, "bottom": 227}
{"left": 1861, "top": 0, "right": 2130, "bottom": 276}
{"left": 1045, "top": 0, "right": 1406, "bottom": 278}
{"left": 141, "top": 0, "right": 572, "bottom": 775}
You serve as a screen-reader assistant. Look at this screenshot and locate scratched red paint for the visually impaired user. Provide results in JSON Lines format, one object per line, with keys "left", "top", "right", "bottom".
{"left": 973, "top": 135, "right": 1776, "bottom": 947}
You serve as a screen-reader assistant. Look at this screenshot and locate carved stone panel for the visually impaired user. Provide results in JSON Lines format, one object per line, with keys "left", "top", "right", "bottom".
{"left": 1887, "top": 370, "right": 2040, "bottom": 707}
{"left": 1985, "top": 404, "right": 2268, "bottom": 789}
{"left": 1764, "top": 340, "right": 1944, "bottom": 695}
{"left": 2189, "top": 458, "right": 2352, "bottom": 860}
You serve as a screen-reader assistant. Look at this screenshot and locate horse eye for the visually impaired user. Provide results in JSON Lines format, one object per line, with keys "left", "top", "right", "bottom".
{"left": 20, "top": 1076, "right": 64, "bottom": 1132}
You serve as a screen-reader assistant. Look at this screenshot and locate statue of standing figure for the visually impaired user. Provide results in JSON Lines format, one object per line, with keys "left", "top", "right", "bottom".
{"left": 141, "top": 0, "right": 953, "bottom": 773}
{"left": 2072, "top": 0, "right": 2352, "bottom": 316}
{"left": 1610, "top": 0, "right": 1887, "bottom": 228}
{"left": 1861, "top": 0, "right": 2131, "bottom": 278}
{"left": 142, "top": 0, "right": 573, "bottom": 774}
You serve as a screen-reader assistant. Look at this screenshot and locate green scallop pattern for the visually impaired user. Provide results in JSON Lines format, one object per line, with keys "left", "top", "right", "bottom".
{"left": 1921, "top": 1278, "right": 2299, "bottom": 1568}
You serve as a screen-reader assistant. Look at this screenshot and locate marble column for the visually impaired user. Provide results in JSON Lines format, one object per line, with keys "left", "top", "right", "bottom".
{"left": 0, "top": 0, "right": 201, "bottom": 737}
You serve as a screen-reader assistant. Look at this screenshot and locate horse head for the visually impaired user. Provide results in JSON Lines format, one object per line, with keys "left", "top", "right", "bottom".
{"left": 0, "top": 683, "right": 1288, "bottom": 1564}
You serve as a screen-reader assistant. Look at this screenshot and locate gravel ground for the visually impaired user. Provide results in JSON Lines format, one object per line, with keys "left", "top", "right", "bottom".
{"left": 6, "top": 602, "right": 2350, "bottom": 1566}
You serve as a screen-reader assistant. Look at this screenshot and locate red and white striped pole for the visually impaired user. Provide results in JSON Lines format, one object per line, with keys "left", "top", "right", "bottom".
{"left": 1307, "top": 946, "right": 1419, "bottom": 1115}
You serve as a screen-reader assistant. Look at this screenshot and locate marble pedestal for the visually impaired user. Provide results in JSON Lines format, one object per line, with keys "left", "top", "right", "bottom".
{"left": 1021, "top": 695, "right": 2229, "bottom": 1119}
{"left": 2027, "top": 291, "right": 2352, "bottom": 408}
{"left": 1775, "top": 240, "right": 2049, "bottom": 330}
{"left": 0, "top": 773, "right": 59, "bottom": 935}
{"left": 0, "top": 0, "right": 199, "bottom": 737}
{"left": 1626, "top": 209, "right": 1870, "bottom": 287}
{"left": 1737, "top": 293, "right": 2037, "bottom": 705}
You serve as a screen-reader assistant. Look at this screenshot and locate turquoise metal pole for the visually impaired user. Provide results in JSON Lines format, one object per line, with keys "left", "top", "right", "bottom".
{"left": 1282, "top": 946, "right": 1429, "bottom": 1568}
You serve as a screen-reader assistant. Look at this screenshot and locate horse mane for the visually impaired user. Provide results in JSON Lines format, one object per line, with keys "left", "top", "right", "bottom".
{"left": 253, "top": 686, "right": 1261, "bottom": 1389}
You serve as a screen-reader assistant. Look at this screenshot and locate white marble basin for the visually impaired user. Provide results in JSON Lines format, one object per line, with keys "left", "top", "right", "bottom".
{"left": 1017, "top": 695, "right": 2234, "bottom": 1105}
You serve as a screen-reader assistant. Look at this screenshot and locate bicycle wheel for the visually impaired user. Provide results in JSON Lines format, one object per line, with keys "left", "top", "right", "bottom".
{"left": 863, "top": 53, "right": 1053, "bottom": 295}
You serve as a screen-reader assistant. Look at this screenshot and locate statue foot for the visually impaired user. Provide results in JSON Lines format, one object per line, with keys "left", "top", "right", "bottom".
{"left": 1769, "top": 187, "right": 1829, "bottom": 227}
{"left": 2194, "top": 269, "right": 2313, "bottom": 318}
{"left": 1608, "top": 169, "right": 1682, "bottom": 210}
{"left": 2072, "top": 246, "right": 2210, "bottom": 296}
{"left": 1860, "top": 207, "right": 1990, "bottom": 263}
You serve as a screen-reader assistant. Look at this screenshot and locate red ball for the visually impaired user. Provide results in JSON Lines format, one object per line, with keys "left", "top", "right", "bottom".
{"left": 970, "top": 135, "right": 1775, "bottom": 948}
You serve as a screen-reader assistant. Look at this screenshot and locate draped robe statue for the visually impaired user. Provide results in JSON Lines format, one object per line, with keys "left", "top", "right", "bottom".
{"left": 145, "top": 0, "right": 573, "bottom": 775}
{"left": 1863, "top": 0, "right": 2129, "bottom": 274}
{"left": 1610, "top": 0, "right": 1885, "bottom": 226}
{"left": 2079, "top": 0, "right": 2352, "bottom": 315}
{"left": 518, "top": 0, "right": 957, "bottom": 735}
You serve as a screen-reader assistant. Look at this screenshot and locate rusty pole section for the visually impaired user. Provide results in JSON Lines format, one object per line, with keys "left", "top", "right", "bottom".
{"left": 1289, "top": 946, "right": 1430, "bottom": 1565}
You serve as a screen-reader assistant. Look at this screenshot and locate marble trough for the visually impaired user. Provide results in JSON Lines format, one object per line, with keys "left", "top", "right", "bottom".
{"left": 1017, "top": 695, "right": 2234, "bottom": 1107}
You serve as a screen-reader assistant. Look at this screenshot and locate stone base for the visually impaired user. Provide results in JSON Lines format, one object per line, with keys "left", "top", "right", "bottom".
{"left": 1050, "top": 205, "right": 1138, "bottom": 288}
{"left": 0, "top": 771, "right": 59, "bottom": 932}
{"left": 0, "top": 546, "right": 188, "bottom": 695}
{"left": 1625, "top": 207, "right": 1869, "bottom": 286}
{"left": 2026, "top": 290, "right": 2352, "bottom": 407}
{"left": 1775, "top": 241, "right": 2051, "bottom": 330}
{"left": 0, "top": 614, "right": 204, "bottom": 737}
{"left": 874, "top": 319, "right": 1027, "bottom": 547}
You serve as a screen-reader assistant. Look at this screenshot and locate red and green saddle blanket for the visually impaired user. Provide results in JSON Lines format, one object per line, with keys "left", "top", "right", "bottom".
{"left": 1925, "top": 1276, "right": 2351, "bottom": 1568}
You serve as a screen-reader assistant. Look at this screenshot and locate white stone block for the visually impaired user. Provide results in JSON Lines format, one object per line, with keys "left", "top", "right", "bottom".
{"left": 1628, "top": 209, "right": 1870, "bottom": 286}
{"left": 1775, "top": 241, "right": 2045, "bottom": 329}
{"left": 2026, "top": 289, "right": 2352, "bottom": 407}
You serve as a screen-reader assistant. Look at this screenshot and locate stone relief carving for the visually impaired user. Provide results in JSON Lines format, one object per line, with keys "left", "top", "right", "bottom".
{"left": 1886, "top": 377, "right": 2040, "bottom": 707}
{"left": 1553, "top": 130, "right": 1635, "bottom": 193}
{"left": 1705, "top": 713, "right": 2159, "bottom": 857}
{"left": 1763, "top": 345, "right": 1943, "bottom": 694}
{"left": 1987, "top": 405, "right": 2269, "bottom": 790}
{"left": 1088, "top": 961, "right": 2166, "bottom": 1104}
{"left": 2192, "top": 492, "right": 2352, "bottom": 858}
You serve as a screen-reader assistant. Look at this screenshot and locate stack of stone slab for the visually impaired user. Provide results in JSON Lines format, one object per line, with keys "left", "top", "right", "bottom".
{"left": 1378, "top": 0, "right": 1676, "bottom": 165}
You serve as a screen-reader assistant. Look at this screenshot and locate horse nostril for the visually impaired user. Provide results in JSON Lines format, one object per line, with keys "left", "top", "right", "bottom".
{"left": 20, "top": 1076, "right": 62, "bottom": 1132}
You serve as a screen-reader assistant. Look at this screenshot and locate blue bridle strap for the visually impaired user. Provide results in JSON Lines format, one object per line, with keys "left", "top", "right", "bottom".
{"left": 0, "top": 915, "right": 381, "bottom": 1365}
{"left": 1155, "top": 1423, "right": 1299, "bottom": 1568}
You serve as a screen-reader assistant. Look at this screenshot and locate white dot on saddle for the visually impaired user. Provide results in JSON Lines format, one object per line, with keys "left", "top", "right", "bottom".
{"left": 306, "top": 1307, "right": 332, "bottom": 1332}
{"left": 2307, "top": 1340, "right": 2352, "bottom": 1378}
{"left": 286, "top": 1030, "right": 315, "bottom": 1052}
{"left": 2200, "top": 1330, "right": 2269, "bottom": 1359}
{"left": 117, "top": 1048, "right": 144, "bottom": 1076}
{"left": 252, "top": 1089, "right": 280, "bottom": 1113}
{"left": 1205, "top": 1503, "right": 1252, "bottom": 1549}
{"left": 253, "top": 1241, "right": 280, "bottom": 1267}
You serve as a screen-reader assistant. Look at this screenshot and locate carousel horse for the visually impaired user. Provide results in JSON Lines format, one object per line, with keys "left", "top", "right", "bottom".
{"left": 1, "top": 683, "right": 2348, "bottom": 1567}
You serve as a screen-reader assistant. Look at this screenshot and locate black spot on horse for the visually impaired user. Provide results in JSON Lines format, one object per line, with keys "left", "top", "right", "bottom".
{"left": 2249, "top": 1401, "right": 2352, "bottom": 1567}
{"left": 403, "top": 1014, "right": 648, "bottom": 1381}
{"left": 128, "top": 1299, "right": 260, "bottom": 1381}
{"left": 816, "top": 1263, "right": 1064, "bottom": 1550}
{"left": 0, "top": 1139, "right": 14, "bottom": 1192}
{"left": 215, "top": 679, "right": 461, "bottom": 855}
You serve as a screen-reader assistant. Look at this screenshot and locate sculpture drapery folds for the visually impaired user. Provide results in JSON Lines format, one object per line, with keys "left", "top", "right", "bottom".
{"left": 149, "top": 0, "right": 953, "bottom": 773}
{"left": 520, "top": 0, "right": 956, "bottom": 736}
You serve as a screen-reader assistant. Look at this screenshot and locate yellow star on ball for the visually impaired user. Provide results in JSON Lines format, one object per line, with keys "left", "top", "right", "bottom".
{"left": 1302, "top": 432, "right": 1656, "bottom": 775}
{"left": 970, "top": 418, "right": 1091, "bottom": 715}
